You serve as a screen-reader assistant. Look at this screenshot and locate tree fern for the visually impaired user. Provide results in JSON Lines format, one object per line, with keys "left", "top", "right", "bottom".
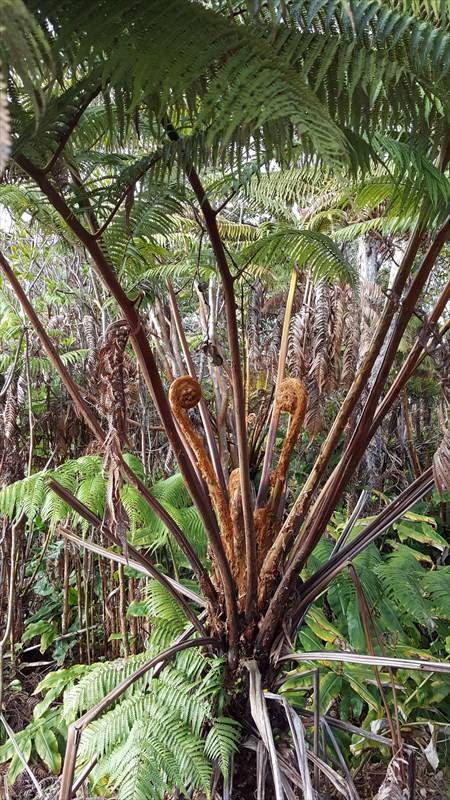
{"left": 0, "top": 0, "right": 51, "bottom": 114}
{"left": 16, "top": 0, "right": 348, "bottom": 178}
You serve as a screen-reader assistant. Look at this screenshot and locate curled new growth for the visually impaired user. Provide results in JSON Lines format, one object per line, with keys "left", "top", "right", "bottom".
{"left": 169, "top": 376, "right": 235, "bottom": 569}
{"left": 257, "top": 378, "right": 307, "bottom": 573}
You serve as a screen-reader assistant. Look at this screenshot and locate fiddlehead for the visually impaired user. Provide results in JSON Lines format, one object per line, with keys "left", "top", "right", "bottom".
{"left": 256, "top": 378, "right": 307, "bottom": 572}
{"left": 270, "top": 378, "right": 307, "bottom": 500}
{"left": 169, "top": 377, "right": 235, "bottom": 570}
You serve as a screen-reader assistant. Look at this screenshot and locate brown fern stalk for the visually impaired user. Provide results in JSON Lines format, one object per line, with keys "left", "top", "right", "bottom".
{"left": 228, "top": 468, "right": 246, "bottom": 607}
{"left": 169, "top": 377, "right": 236, "bottom": 572}
{"left": 270, "top": 379, "right": 307, "bottom": 505}
{"left": 257, "top": 268, "right": 299, "bottom": 510}
{"left": 167, "top": 125, "right": 257, "bottom": 625}
{"left": 11, "top": 156, "right": 240, "bottom": 641}
{"left": 258, "top": 211, "right": 450, "bottom": 653}
{"left": 256, "top": 378, "right": 307, "bottom": 593}
{"left": 167, "top": 281, "right": 227, "bottom": 496}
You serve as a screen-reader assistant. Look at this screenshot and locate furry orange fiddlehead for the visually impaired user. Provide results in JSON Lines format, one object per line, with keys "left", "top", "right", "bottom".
{"left": 256, "top": 378, "right": 307, "bottom": 572}
{"left": 169, "top": 376, "right": 235, "bottom": 570}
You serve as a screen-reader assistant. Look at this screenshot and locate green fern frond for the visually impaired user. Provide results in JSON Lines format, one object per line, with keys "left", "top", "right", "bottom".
{"left": 0, "top": 0, "right": 51, "bottom": 114}
{"left": 240, "top": 226, "right": 356, "bottom": 285}
{"left": 204, "top": 716, "right": 241, "bottom": 778}
{"left": 422, "top": 568, "right": 450, "bottom": 619}
{"left": 375, "top": 545, "right": 433, "bottom": 628}
{"left": 63, "top": 652, "right": 149, "bottom": 724}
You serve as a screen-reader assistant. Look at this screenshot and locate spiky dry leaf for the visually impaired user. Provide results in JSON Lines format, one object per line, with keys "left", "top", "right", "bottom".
{"left": 310, "top": 280, "right": 330, "bottom": 394}
{"left": 3, "top": 384, "right": 17, "bottom": 440}
{"left": 342, "top": 286, "right": 361, "bottom": 389}
{"left": 304, "top": 376, "right": 323, "bottom": 439}
{"left": 374, "top": 753, "right": 408, "bottom": 799}
{"left": 433, "top": 428, "right": 450, "bottom": 494}
{"left": 0, "top": 71, "right": 10, "bottom": 175}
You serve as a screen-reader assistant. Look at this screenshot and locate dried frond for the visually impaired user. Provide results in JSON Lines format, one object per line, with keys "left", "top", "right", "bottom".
{"left": 304, "top": 377, "right": 323, "bottom": 440}
{"left": 82, "top": 314, "right": 98, "bottom": 370}
{"left": 98, "top": 319, "right": 129, "bottom": 445}
{"left": 0, "top": 71, "right": 10, "bottom": 176}
{"left": 309, "top": 280, "right": 330, "bottom": 394}
{"left": 3, "top": 383, "right": 17, "bottom": 441}
{"left": 328, "top": 283, "right": 345, "bottom": 391}
{"left": 83, "top": 314, "right": 98, "bottom": 351}
{"left": 342, "top": 287, "right": 361, "bottom": 389}
{"left": 375, "top": 753, "right": 408, "bottom": 800}
{"left": 288, "top": 311, "right": 308, "bottom": 380}
{"left": 247, "top": 281, "right": 264, "bottom": 385}
{"left": 359, "top": 279, "right": 384, "bottom": 362}
{"left": 97, "top": 320, "right": 131, "bottom": 551}
{"left": 16, "top": 369, "right": 27, "bottom": 406}
{"left": 262, "top": 287, "right": 301, "bottom": 317}
{"left": 433, "top": 428, "right": 450, "bottom": 494}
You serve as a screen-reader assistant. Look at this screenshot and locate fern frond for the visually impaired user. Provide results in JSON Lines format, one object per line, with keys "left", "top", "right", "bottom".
{"left": 204, "top": 716, "right": 240, "bottom": 778}
{"left": 240, "top": 227, "right": 356, "bottom": 285}
{"left": 374, "top": 545, "right": 433, "bottom": 628}
{"left": 422, "top": 568, "right": 450, "bottom": 619}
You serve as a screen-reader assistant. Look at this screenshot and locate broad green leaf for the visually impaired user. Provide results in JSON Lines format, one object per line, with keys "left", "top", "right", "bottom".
{"left": 394, "top": 520, "right": 447, "bottom": 551}
{"left": 34, "top": 726, "right": 61, "bottom": 773}
{"left": 33, "top": 686, "right": 61, "bottom": 719}
{"left": 306, "top": 607, "right": 346, "bottom": 645}
{"left": 35, "top": 665, "right": 86, "bottom": 695}
{"left": 126, "top": 600, "right": 149, "bottom": 617}
{"left": 318, "top": 671, "right": 342, "bottom": 713}
{"left": 344, "top": 670, "right": 380, "bottom": 712}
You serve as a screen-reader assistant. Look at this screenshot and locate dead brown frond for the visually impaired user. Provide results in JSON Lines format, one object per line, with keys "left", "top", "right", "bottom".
{"left": 3, "top": 383, "right": 17, "bottom": 441}
{"left": 97, "top": 320, "right": 131, "bottom": 551}
{"left": 433, "top": 427, "right": 450, "bottom": 494}
{"left": 304, "top": 376, "right": 323, "bottom": 440}
{"left": 375, "top": 753, "right": 408, "bottom": 800}
{"left": 359, "top": 279, "right": 384, "bottom": 362}
{"left": 310, "top": 279, "right": 330, "bottom": 394}
{"left": 0, "top": 71, "right": 10, "bottom": 176}
{"left": 342, "top": 286, "right": 361, "bottom": 389}
{"left": 328, "top": 283, "right": 345, "bottom": 391}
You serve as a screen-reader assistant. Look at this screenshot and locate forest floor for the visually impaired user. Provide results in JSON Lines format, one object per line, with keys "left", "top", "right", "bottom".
{"left": 1, "top": 761, "right": 449, "bottom": 799}
{"left": 1, "top": 672, "right": 448, "bottom": 800}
